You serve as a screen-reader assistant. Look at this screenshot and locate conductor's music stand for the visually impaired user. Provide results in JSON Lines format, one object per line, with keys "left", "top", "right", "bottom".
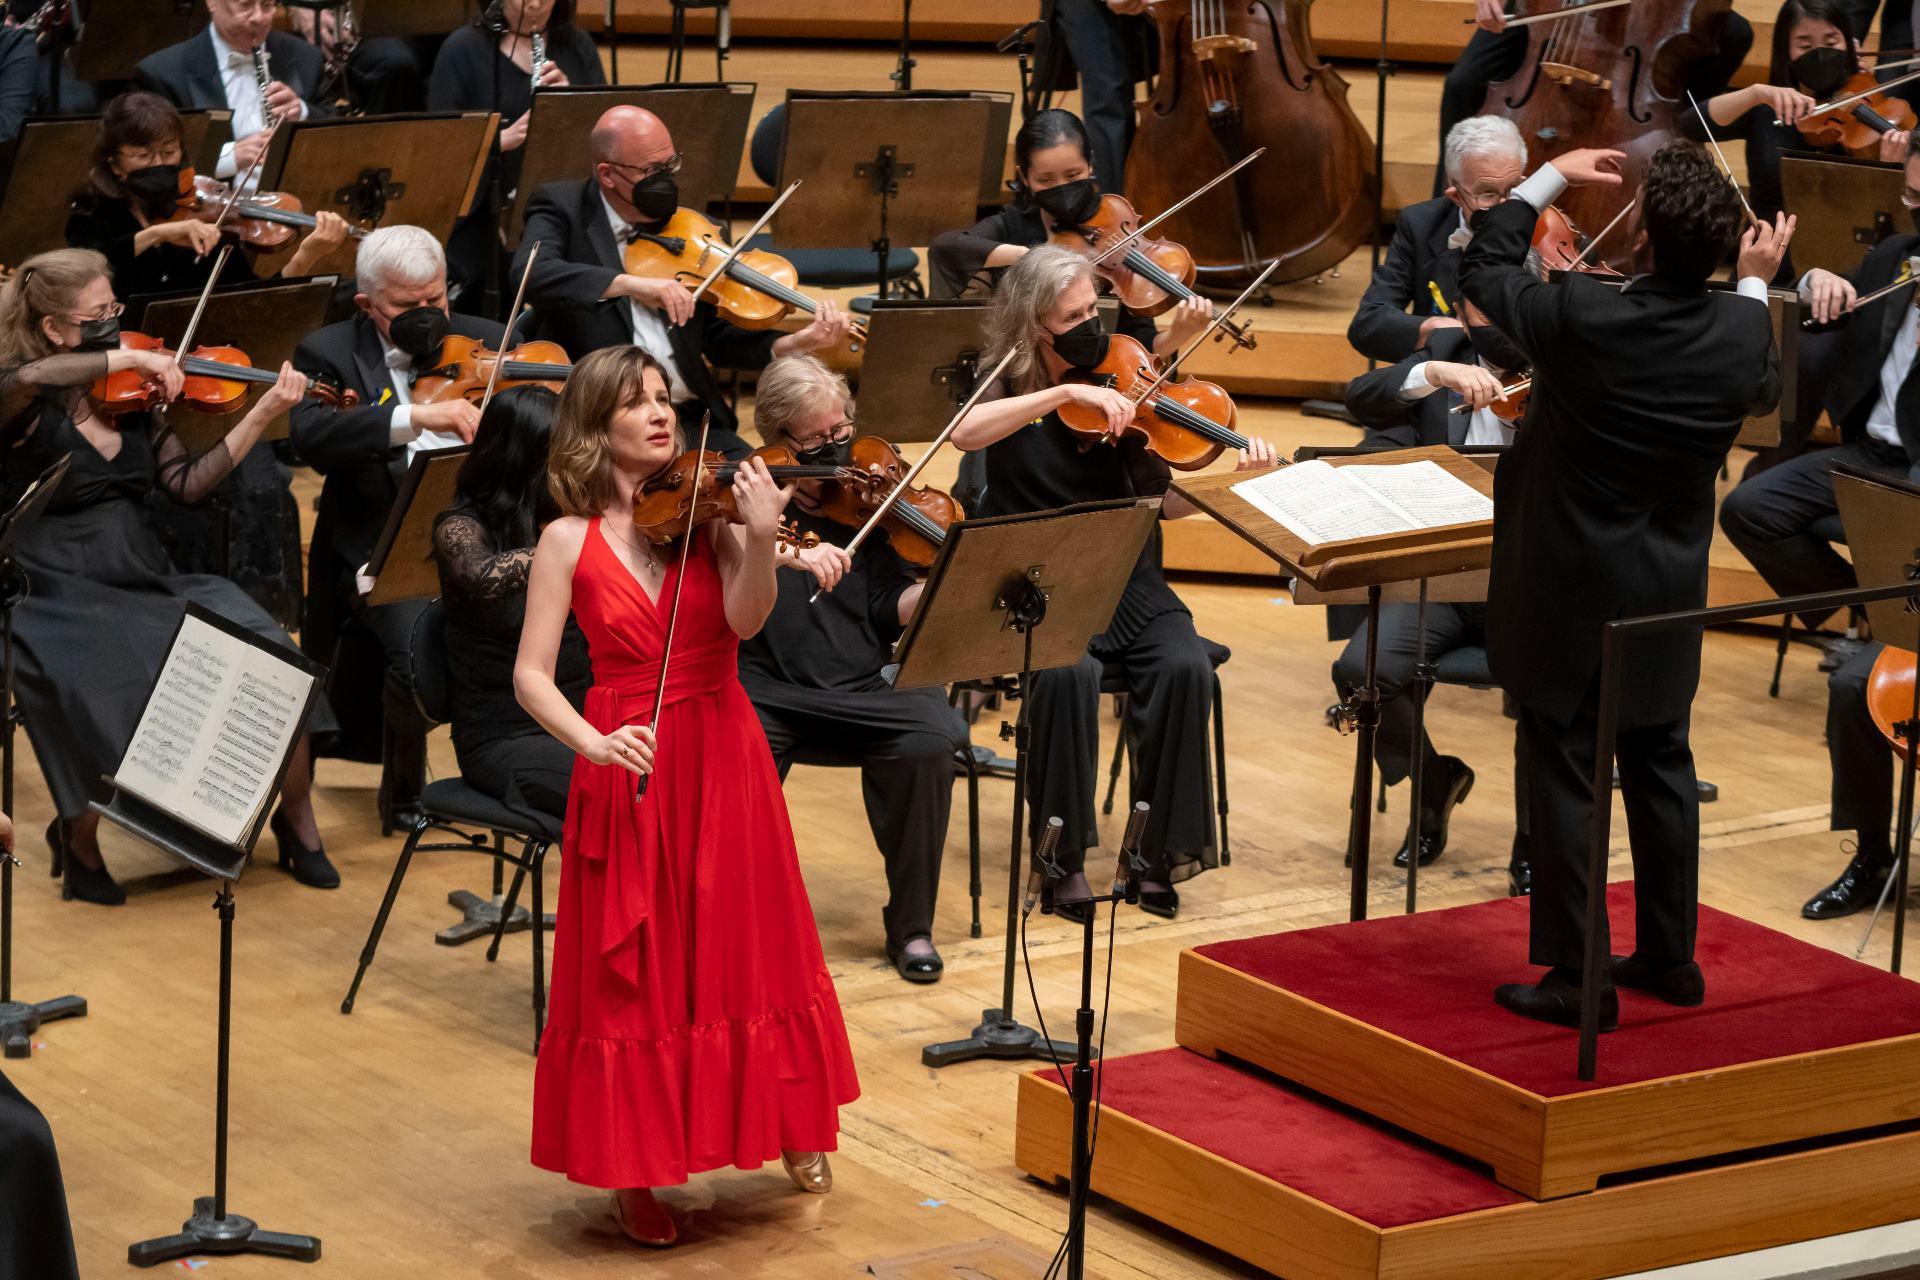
{"left": 67, "top": 0, "right": 207, "bottom": 83}
{"left": 775, "top": 90, "right": 1013, "bottom": 301}
{"left": 256, "top": 112, "right": 499, "bottom": 278}
{"left": 905, "top": 498, "right": 1158, "bottom": 1069}
{"left": 0, "top": 455, "right": 81, "bottom": 1059}
{"left": 854, "top": 300, "right": 988, "bottom": 443}
{"left": 0, "top": 110, "right": 230, "bottom": 263}
{"left": 504, "top": 82, "right": 756, "bottom": 249}
{"left": 1781, "top": 152, "right": 1905, "bottom": 278}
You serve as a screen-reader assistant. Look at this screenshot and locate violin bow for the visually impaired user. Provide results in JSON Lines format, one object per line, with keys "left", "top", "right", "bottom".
{"left": 1086, "top": 148, "right": 1268, "bottom": 272}
{"left": 805, "top": 342, "right": 1024, "bottom": 604}
{"left": 1686, "top": 90, "right": 1759, "bottom": 224}
{"left": 479, "top": 240, "right": 540, "bottom": 415}
{"left": 1125, "top": 259, "right": 1280, "bottom": 410}
{"left": 1565, "top": 194, "right": 1635, "bottom": 272}
{"left": 689, "top": 179, "right": 803, "bottom": 306}
{"left": 168, "top": 242, "right": 234, "bottom": 373}
{"left": 1799, "top": 261, "right": 1920, "bottom": 329}
{"left": 1449, "top": 376, "right": 1531, "bottom": 414}
{"left": 1466, "top": 0, "right": 1633, "bottom": 26}
{"left": 634, "top": 410, "right": 712, "bottom": 803}
{"left": 1800, "top": 67, "right": 1920, "bottom": 119}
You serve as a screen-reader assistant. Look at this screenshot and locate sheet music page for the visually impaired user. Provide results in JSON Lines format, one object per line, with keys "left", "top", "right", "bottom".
{"left": 1344, "top": 460, "right": 1493, "bottom": 529}
{"left": 1230, "top": 460, "right": 1415, "bottom": 545}
{"left": 114, "top": 614, "right": 314, "bottom": 849}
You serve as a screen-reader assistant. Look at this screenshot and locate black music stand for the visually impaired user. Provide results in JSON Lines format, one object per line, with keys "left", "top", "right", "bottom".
{"left": 504, "top": 82, "right": 756, "bottom": 250}
{"left": 853, "top": 300, "right": 988, "bottom": 443}
{"left": 0, "top": 456, "right": 79, "bottom": 1059}
{"left": 775, "top": 90, "right": 1012, "bottom": 301}
{"left": 0, "top": 110, "right": 230, "bottom": 263}
{"left": 256, "top": 112, "right": 498, "bottom": 278}
{"left": 97, "top": 605, "right": 325, "bottom": 1267}
{"left": 1780, "top": 151, "right": 1904, "bottom": 279}
{"left": 66, "top": 0, "right": 207, "bottom": 83}
{"left": 904, "top": 499, "right": 1158, "bottom": 1069}
{"left": 353, "top": 0, "right": 472, "bottom": 36}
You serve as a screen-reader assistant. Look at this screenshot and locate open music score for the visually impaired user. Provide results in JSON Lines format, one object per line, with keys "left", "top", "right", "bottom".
{"left": 112, "top": 609, "right": 316, "bottom": 851}
{"left": 1232, "top": 458, "right": 1492, "bottom": 549}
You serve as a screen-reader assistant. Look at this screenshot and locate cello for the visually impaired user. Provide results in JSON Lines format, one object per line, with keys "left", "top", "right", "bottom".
{"left": 1126, "top": 0, "right": 1377, "bottom": 288}
{"left": 1483, "top": 0, "right": 1736, "bottom": 237}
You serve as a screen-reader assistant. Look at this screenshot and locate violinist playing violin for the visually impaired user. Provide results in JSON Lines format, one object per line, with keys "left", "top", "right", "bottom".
{"left": 737, "top": 355, "right": 971, "bottom": 985}
{"left": 1459, "top": 142, "right": 1787, "bottom": 1030}
{"left": 952, "top": 245, "right": 1277, "bottom": 923}
{"left": 512, "top": 105, "right": 852, "bottom": 460}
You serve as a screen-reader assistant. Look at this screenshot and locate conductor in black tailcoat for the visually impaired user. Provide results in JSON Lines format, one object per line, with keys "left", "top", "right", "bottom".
{"left": 1459, "top": 142, "right": 1786, "bottom": 1029}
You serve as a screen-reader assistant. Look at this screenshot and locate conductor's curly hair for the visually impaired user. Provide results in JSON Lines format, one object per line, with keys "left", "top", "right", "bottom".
{"left": 1640, "top": 142, "right": 1746, "bottom": 285}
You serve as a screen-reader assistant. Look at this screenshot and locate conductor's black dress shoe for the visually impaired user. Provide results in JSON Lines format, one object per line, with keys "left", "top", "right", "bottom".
{"left": 1609, "top": 953, "right": 1704, "bottom": 1006}
{"left": 1494, "top": 966, "right": 1618, "bottom": 1032}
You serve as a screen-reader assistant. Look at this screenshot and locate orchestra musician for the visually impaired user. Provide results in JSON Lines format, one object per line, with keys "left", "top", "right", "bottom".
{"left": 289, "top": 225, "right": 500, "bottom": 835}
{"left": 286, "top": 4, "right": 433, "bottom": 116}
{"left": 0, "top": 248, "right": 336, "bottom": 903}
{"left": 952, "top": 245, "right": 1277, "bottom": 922}
{"left": 134, "top": 0, "right": 333, "bottom": 189}
{"left": 514, "top": 346, "right": 858, "bottom": 1248}
{"left": 0, "top": 12, "right": 35, "bottom": 146}
{"left": 1460, "top": 142, "right": 1787, "bottom": 1028}
{"left": 1033, "top": 0, "right": 1154, "bottom": 194}
{"left": 512, "top": 105, "right": 852, "bottom": 460}
{"left": 1801, "top": 640, "right": 1898, "bottom": 917}
{"left": 741, "top": 355, "right": 970, "bottom": 984}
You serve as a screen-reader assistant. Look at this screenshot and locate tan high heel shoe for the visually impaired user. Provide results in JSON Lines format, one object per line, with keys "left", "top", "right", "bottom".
{"left": 781, "top": 1150, "right": 832, "bottom": 1194}
{"left": 612, "top": 1188, "right": 677, "bottom": 1247}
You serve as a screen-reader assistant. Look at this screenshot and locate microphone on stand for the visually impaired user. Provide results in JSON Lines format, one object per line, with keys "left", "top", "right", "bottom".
{"left": 716, "top": 2, "right": 732, "bottom": 62}
{"left": 1022, "top": 816, "right": 1064, "bottom": 917}
{"left": 1111, "top": 801, "right": 1149, "bottom": 905}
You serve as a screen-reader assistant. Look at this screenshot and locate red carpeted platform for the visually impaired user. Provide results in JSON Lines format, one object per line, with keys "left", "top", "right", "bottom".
{"left": 1175, "top": 885, "right": 1920, "bottom": 1197}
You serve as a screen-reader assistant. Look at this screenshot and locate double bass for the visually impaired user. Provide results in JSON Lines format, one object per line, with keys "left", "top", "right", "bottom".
{"left": 1126, "top": 0, "right": 1377, "bottom": 288}
{"left": 1482, "top": 0, "right": 1736, "bottom": 236}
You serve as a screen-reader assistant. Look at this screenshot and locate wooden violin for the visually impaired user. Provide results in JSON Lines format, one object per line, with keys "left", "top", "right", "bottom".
{"left": 1530, "top": 204, "right": 1625, "bottom": 276}
{"left": 1797, "top": 71, "right": 1919, "bottom": 159}
{"left": 92, "top": 332, "right": 356, "bottom": 415}
{"left": 1049, "top": 194, "right": 1257, "bottom": 350}
{"left": 171, "top": 168, "right": 369, "bottom": 251}
{"left": 1869, "top": 645, "right": 1918, "bottom": 761}
{"left": 1054, "top": 332, "right": 1252, "bottom": 470}
{"left": 794, "top": 435, "right": 964, "bottom": 568}
{"left": 630, "top": 445, "right": 855, "bottom": 546}
{"left": 410, "top": 336, "right": 573, "bottom": 405}
{"left": 621, "top": 208, "right": 867, "bottom": 352}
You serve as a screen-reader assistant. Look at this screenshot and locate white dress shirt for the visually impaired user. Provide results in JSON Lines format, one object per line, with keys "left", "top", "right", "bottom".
{"left": 1399, "top": 358, "right": 1517, "bottom": 447}
{"left": 208, "top": 26, "right": 307, "bottom": 186}
{"left": 598, "top": 193, "right": 693, "bottom": 402}
{"left": 1798, "top": 263, "right": 1917, "bottom": 450}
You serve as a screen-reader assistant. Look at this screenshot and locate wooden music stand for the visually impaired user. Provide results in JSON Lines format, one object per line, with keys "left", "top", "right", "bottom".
{"left": 67, "top": 0, "right": 208, "bottom": 83}
{"left": 1781, "top": 152, "right": 1904, "bottom": 279}
{"left": 853, "top": 300, "right": 989, "bottom": 443}
{"left": 1175, "top": 445, "right": 1495, "bottom": 922}
{"left": 255, "top": 112, "right": 499, "bottom": 278}
{"left": 504, "top": 82, "right": 757, "bottom": 250}
{"left": 351, "top": 0, "right": 473, "bottom": 36}
{"left": 366, "top": 446, "right": 469, "bottom": 607}
{"left": 0, "top": 110, "right": 230, "bottom": 263}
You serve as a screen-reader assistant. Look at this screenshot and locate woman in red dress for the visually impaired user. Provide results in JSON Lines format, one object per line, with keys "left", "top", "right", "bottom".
{"left": 513, "top": 345, "right": 860, "bottom": 1247}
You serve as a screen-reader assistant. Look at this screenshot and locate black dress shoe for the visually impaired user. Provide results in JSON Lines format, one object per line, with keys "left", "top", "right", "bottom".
{"left": 1507, "top": 858, "right": 1531, "bottom": 897}
{"left": 1052, "top": 896, "right": 1095, "bottom": 925}
{"left": 51, "top": 820, "right": 125, "bottom": 906}
{"left": 1494, "top": 966, "right": 1618, "bottom": 1032}
{"left": 1392, "top": 757, "right": 1475, "bottom": 869}
{"left": 271, "top": 810, "right": 340, "bottom": 889}
{"left": 45, "top": 818, "right": 64, "bottom": 880}
{"left": 377, "top": 722, "right": 427, "bottom": 838}
{"left": 886, "top": 938, "right": 943, "bottom": 984}
{"left": 1802, "top": 847, "right": 1892, "bottom": 920}
{"left": 1137, "top": 887, "right": 1178, "bottom": 919}
{"left": 1610, "top": 953, "right": 1705, "bottom": 1006}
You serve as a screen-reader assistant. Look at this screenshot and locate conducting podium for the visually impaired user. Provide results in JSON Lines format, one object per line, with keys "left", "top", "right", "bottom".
{"left": 1173, "top": 446, "right": 1495, "bottom": 921}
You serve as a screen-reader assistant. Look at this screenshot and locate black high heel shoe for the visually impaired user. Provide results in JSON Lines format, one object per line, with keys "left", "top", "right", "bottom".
{"left": 50, "top": 820, "right": 125, "bottom": 906}
{"left": 45, "top": 818, "right": 63, "bottom": 880}
{"left": 270, "top": 810, "right": 339, "bottom": 889}
{"left": 1137, "top": 887, "right": 1179, "bottom": 920}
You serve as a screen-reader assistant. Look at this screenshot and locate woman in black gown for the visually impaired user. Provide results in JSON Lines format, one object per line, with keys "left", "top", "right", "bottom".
{"left": 428, "top": 0, "right": 607, "bottom": 295}
{"left": 432, "top": 385, "right": 591, "bottom": 819}
{"left": 951, "top": 245, "right": 1274, "bottom": 921}
{"left": 0, "top": 249, "right": 336, "bottom": 904}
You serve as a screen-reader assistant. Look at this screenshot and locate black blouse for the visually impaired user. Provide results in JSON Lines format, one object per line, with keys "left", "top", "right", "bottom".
{"left": 427, "top": 23, "right": 607, "bottom": 198}
{"left": 738, "top": 506, "right": 916, "bottom": 694}
{"left": 65, "top": 194, "right": 257, "bottom": 302}
{"left": 928, "top": 203, "right": 1160, "bottom": 346}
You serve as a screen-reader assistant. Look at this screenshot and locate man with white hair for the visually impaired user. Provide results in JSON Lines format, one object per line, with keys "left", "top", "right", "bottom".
{"left": 290, "top": 224, "right": 505, "bottom": 834}
{"left": 1349, "top": 115, "right": 1528, "bottom": 364}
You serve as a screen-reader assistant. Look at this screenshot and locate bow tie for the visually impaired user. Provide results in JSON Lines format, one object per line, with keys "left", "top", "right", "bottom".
{"left": 225, "top": 50, "right": 257, "bottom": 69}
{"left": 384, "top": 348, "right": 413, "bottom": 372}
{"left": 1447, "top": 226, "right": 1473, "bottom": 251}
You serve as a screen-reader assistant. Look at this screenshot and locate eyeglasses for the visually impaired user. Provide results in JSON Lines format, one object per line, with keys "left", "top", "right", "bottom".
{"left": 116, "top": 144, "right": 182, "bottom": 168}
{"left": 217, "top": 0, "right": 280, "bottom": 17}
{"left": 612, "top": 154, "right": 684, "bottom": 183}
{"left": 1901, "top": 188, "right": 1920, "bottom": 210}
{"left": 790, "top": 421, "right": 854, "bottom": 452}
{"left": 61, "top": 300, "right": 124, "bottom": 324}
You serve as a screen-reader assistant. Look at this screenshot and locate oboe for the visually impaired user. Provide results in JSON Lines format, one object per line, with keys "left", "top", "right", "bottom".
{"left": 529, "top": 31, "right": 546, "bottom": 94}
{"left": 252, "top": 46, "right": 276, "bottom": 128}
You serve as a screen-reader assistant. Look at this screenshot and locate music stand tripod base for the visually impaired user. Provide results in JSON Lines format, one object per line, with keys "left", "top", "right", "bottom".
{"left": 128, "top": 1197, "right": 320, "bottom": 1267}
{"left": 922, "top": 1006, "right": 1075, "bottom": 1068}
{"left": 0, "top": 994, "right": 86, "bottom": 1059}
{"left": 436, "top": 889, "right": 536, "bottom": 946}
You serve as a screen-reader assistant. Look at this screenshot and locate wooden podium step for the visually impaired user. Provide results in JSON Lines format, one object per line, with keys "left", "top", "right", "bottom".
{"left": 1014, "top": 1048, "right": 1920, "bottom": 1280}
{"left": 1174, "top": 886, "right": 1920, "bottom": 1199}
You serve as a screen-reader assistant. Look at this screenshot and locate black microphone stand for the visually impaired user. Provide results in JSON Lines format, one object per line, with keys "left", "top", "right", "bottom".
{"left": 483, "top": 2, "right": 509, "bottom": 317}
{"left": 604, "top": 0, "right": 619, "bottom": 84}
{"left": 891, "top": 0, "right": 915, "bottom": 91}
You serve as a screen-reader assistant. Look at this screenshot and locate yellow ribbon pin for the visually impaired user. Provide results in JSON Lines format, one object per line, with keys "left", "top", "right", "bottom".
{"left": 377, "top": 387, "right": 393, "bottom": 406}
{"left": 1428, "top": 280, "right": 1452, "bottom": 316}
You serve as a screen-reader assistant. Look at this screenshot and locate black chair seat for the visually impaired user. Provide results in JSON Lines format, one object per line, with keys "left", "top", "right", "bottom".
{"left": 421, "top": 778, "right": 561, "bottom": 845}
{"left": 1432, "top": 645, "right": 1494, "bottom": 688}
{"left": 742, "top": 234, "right": 919, "bottom": 288}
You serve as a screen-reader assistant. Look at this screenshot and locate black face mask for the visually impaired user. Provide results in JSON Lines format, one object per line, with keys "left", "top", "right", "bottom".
{"left": 122, "top": 163, "right": 181, "bottom": 215}
{"left": 1466, "top": 320, "right": 1527, "bottom": 376}
{"left": 1791, "top": 46, "right": 1851, "bottom": 98}
{"left": 1031, "top": 178, "right": 1102, "bottom": 226}
{"left": 1049, "top": 315, "right": 1110, "bottom": 368}
{"left": 76, "top": 316, "right": 121, "bottom": 353}
{"left": 388, "top": 305, "right": 449, "bottom": 362}
{"left": 794, "top": 434, "right": 852, "bottom": 468}
{"left": 629, "top": 172, "right": 680, "bottom": 224}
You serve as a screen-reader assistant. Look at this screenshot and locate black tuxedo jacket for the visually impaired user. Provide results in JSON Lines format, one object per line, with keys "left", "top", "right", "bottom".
{"left": 513, "top": 178, "right": 780, "bottom": 441}
{"left": 1830, "top": 232, "right": 1920, "bottom": 474}
{"left": 1343, "top": 328, "right": 1478, "bottom": 449}
{"left": 1348, "top": 195, "right": 1463, "bottom": 363}
{"left": 287, "top": 310, "right": 504, "bottom": 656}
{"left": 134, "top": 29, "right": 330, "bottom": 120}
{"left": 1460, "top": 196, "right": 1778, "bottom": 727}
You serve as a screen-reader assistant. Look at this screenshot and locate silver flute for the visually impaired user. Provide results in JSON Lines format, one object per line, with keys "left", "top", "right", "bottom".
{"left": 530, "top": 31, "right": 547, "bottom": 95}
{"left": 253, "top": 45, "right": 276, "bottom": 128}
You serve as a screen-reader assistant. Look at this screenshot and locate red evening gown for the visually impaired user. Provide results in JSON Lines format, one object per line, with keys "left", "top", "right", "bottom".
{"left": 531, "top": 518, "right": 860, "bottom": 1189}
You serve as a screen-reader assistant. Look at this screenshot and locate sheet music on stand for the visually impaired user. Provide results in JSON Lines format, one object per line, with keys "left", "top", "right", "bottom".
{"left": 366, "top": 445, "right": 470, "bottom": 607}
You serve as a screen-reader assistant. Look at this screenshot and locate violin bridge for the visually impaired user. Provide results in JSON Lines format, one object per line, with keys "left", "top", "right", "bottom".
{"left": 1541, "top": 62, "right": 1611, "bottom": 91}
{"left": 1192, "top": 34, "right": 1256, "bottom": 60}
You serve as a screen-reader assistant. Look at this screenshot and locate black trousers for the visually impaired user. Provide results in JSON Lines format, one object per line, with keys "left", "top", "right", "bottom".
{"left": 756, "top": 689, "right": 960, "bottom": 948}
{"left": 1831, "top": 640, "right": 1895, "bottom": 861}
{"left": 1027, "top": 609, "right": 1215, "bottom": 882}
{"left": 0, "top": 1070, "right": 79, "bottom": 1280}
{"left": 1051, "top": 0, "right": 1136, "bottom": 192}
{"left": 1519, "top": 691, "right": 1697, "bottom": 969}
{"left": 1718, "top": 437, "right": 1909, "bottom": 625}
{"left": 457, "top": 731, "right": 575, "bottom": 822}
{"left": 1333, "top": 602, "right": 1486, "bottom": 793}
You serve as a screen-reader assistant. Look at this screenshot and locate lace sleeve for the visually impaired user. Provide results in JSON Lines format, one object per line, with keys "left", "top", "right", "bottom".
{"left": 149, "top": 411, "right": 235, "bottom": 506}
{"left": 0, "top": 352, "right": 110, "bottom": 429}
{"left": 433, "top": 511, "right": 534, "bottom": 600}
